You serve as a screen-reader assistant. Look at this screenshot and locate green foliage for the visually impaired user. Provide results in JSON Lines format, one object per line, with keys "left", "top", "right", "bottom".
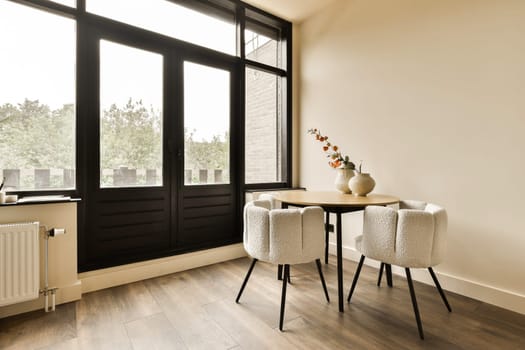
{"left": 185, "top": 128, "right": 229, "bottom": 171}
{"left": 0, "top": 99, "right": 74, "bottom": 169}
{"left": 0, "top": 99, "right": 229, "bottom": 180}
{"left": 100, "top": 98, "right": 162, "bottom": 170}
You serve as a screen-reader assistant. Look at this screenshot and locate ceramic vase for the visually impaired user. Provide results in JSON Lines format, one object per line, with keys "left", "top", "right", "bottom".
{"left": 348, "top": 173, "right": 375, "bottom": 197}
{"left": 334, "top": 168, "right": 355, "bottom": 194}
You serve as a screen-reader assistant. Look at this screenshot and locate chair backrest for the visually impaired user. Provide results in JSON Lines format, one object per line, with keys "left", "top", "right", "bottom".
{"left": 243, "top": 200, "right": 324, "bottom": 265}
{"left": 361, "top": 201, "right": 448, "bottom": 268}
{"left": 258, "top": 193, "right": 281, "bottom": 209}
{"left": 399, "top": 199, "right": 427, "bottom": 210}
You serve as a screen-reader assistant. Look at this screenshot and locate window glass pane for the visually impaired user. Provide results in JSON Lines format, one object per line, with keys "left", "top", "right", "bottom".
{"left": 245, "top": 68, "right": 283, "bottom": 184}
{"left": 184, "top": 62, "right": 230, "bottom": 185}
{"left": 245, "top": 22, "right": 281, "bottom": 68}
{"left": 46, "top": 0, "right": 76, "bottom": 7}
{"left": 87, "top": 0, "right": 235, "bottom": 55}
{"left": 0, "top": 2, "right": 76, "bottom": 191}
{"left": 100, "top": 41, "right": 163, "bottom": 188}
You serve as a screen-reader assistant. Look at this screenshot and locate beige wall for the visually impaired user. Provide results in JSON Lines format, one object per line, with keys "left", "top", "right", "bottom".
{"left": 299, "top": 0, "right": 525, "bottom": 312}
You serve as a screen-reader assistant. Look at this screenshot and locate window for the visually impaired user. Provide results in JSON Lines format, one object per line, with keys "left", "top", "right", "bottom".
{"left": 184, "top": 62, "right": 230, "bottom": 185}
{"left": 99, "top": 41, "right": 163, "bottom": 188}
{"left": 2, "top": 0, "right": 291, "bottom": 271}
{"left": 243, "top": 11, "right": 289, "bottom": 185}
{"left": 0, "top": 1, "right": 76, "bottom": 191}
{"left": 87, "top": 0, "right": 236, "bottom": 55}
{"left": 245, "top": 22, "right": 282, "bottom": 68}
{"left": 245, "top": 68, "right": 283, "bottom": 184}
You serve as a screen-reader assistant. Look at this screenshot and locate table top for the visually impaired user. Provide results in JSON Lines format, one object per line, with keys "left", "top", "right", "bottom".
{"left": 273, "top": 190, "right": 399, "bottom": 208}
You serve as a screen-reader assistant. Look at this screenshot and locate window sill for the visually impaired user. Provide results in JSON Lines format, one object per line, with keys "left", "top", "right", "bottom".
{"left": 0, "top": 197, "right": 81, "bottom": 207}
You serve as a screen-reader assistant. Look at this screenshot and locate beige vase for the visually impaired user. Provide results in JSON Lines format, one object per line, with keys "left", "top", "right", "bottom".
{"left": 348, "top": 173, "right": 375, "bottom": 197}
{"left": 334, "top": 168, "right": 355, "bottom": 194}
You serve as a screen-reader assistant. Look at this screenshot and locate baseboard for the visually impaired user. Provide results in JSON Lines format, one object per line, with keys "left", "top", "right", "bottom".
{"left": 329, "top": 242, "right": 525, "bottom": 315}
{"left": 80, "top": 243, "right": 247, "bottom": 294}
{"left": 0, "top": 280, "right": 82, "bottom": 319}
{"left": 8, "top": 242, "right": 521, "bottom": 319}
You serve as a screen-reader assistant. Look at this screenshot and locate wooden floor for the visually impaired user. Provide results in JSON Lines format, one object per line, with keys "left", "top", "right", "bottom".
{"left": 1, "top": 256, "right": 524, "bottom": 350}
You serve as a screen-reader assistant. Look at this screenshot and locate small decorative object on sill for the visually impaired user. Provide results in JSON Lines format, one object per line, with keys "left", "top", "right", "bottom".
{"left": 307, "top": 128, "right": 356, "bottom": 194}
{"left": 5, "top": 194, "right": 18, "bottom": 204}
{"left": 348, "top": 162, "right": 375, "bottom": 197}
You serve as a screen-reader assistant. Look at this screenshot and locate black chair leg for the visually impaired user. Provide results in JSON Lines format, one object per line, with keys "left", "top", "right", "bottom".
{"left": 324, "top": 212, "right": 330, "bottom": 264}
{"left": 315, "top": 259, "right": 330, "bottom": 302}
{"left": 279, "top": 264, "right": 289, "bottom": 331}
{"left": 405, "top": 268, "right": 424, "bottom": 340}
{"left": 347, "top": 255, "right": 365, "bottom": 303}
{"left": 236, "top": 259, "right": 257, "bottom": 303}
{"left": 428, "top": 267, "right": 452, "bottom": 312}
{"left": 277, "top": 264, "right": 291, "bottom": 283}
{"left": 288, "top": 266, "right": 292, "bottom": 283}
{"left": 377, "top": 262, "right": 385, "bottom": 287}
{"left": 386, "top": 264, "right": 393, "bottom": 287}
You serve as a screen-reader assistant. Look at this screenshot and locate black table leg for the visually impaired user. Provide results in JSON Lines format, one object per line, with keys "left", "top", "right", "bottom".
{"left": 324, "top": 211, "right": 330, "bottom": 264}
{"left": 336, "top": 212, "right": 344, "bottom": 312}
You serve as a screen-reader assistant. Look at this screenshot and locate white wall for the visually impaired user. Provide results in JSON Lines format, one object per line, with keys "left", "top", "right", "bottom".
{"left": 298, "top": 0, "right": 525, "bottom": 313}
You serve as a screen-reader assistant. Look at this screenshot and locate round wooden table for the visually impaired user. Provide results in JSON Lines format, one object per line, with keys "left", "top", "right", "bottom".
{"left": 273, "top": 191, "right": 400, "bottom": 312}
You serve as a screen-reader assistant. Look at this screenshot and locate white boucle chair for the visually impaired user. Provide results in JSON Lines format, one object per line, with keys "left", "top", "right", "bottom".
{"left": 236, "top": 199, "right": 330, "bottom": 331}
{"left": 258, "top": 193, "right": 281, "bottom": 210}
{"left": 259, "top": 192, "right": 332, "bottom": 268}
{"left": 347, "top": 200, "right": 451, "bottom": 340}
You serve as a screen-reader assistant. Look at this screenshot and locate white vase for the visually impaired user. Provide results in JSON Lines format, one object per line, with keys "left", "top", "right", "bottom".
{"left": 348, "top": 173, "right": 375, "bottom": 197}
{"left": 334, "top": 168, "right": 355, "bottom": 194}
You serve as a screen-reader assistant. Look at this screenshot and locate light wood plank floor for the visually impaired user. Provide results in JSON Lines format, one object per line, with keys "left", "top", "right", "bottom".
{"left": 1, "top": 256, "right": 524, "bottom": 349}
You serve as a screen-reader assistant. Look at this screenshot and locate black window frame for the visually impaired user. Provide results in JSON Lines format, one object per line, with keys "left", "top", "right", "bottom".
{"left": 241, "top": 3, "right": 292, "bottom": 191}
{"left": 4, "top": 0, "right": 292, "bottom": 270}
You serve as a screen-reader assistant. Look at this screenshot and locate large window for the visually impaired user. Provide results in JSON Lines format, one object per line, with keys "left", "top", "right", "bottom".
{"left": 0, "top": 1, "right": 76, "bottom": 191}
{"left": 2, "top": 0, "right": 291, "bottom": 271}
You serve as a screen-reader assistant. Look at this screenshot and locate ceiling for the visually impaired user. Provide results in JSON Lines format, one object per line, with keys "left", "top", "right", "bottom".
{"left": 242, "top": 0, "right": 337, "bottom": 22}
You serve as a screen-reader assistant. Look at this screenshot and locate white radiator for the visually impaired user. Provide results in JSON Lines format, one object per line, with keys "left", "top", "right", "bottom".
{"left": 0, "top": 222, "right": 40, "bottom": 307}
